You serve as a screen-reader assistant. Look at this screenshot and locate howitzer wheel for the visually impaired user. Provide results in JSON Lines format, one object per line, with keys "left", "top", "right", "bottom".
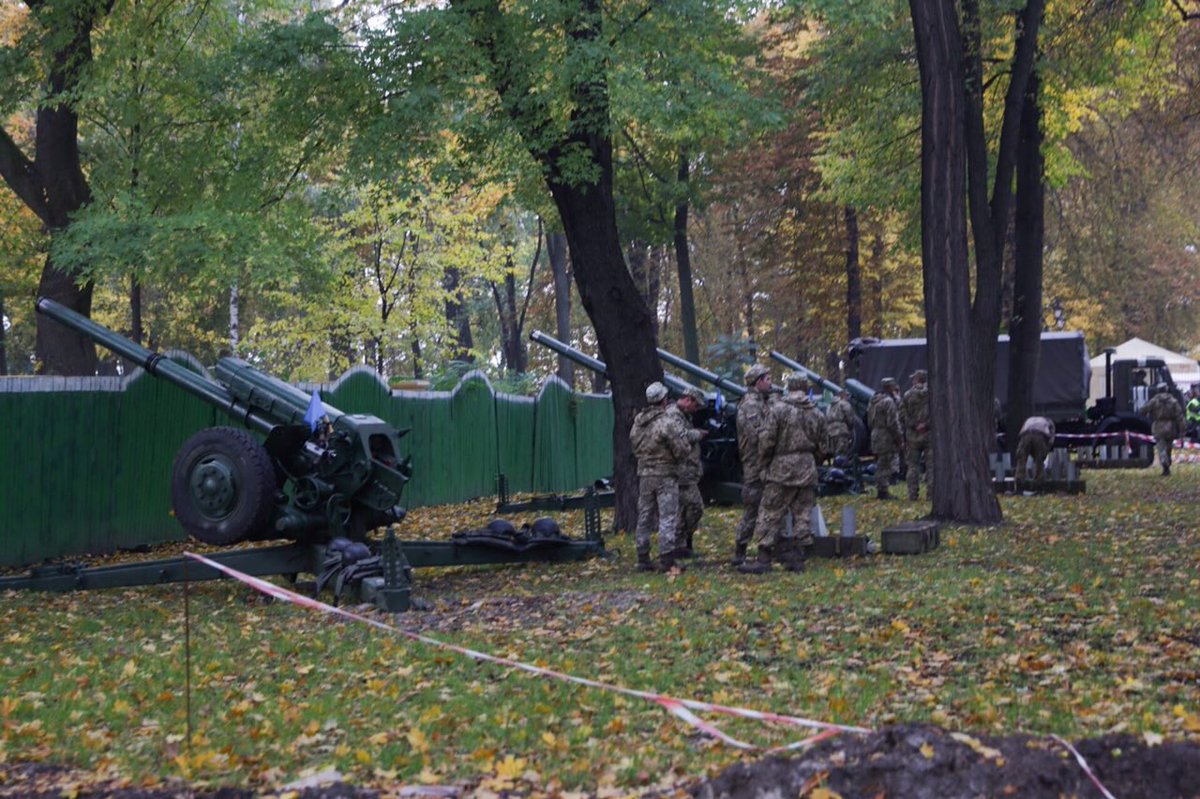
{"left": 171, "top": 427, "right": 277, "bottom": 546}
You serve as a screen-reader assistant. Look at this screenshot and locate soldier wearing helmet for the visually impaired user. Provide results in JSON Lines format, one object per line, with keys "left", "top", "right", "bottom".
{"left": 902, "top": 369, "right": 932, "bottom": 501}
{"left": 824, "top": 387, "right": 857, "bottom": 460}
{"left": 867, "top": 377, "right": 903, "bottom": 499}
{"left": 740, "top": 373, "right": 827, "bottom": 574}
{"left": 732, "top": 364, "right": 775, "bottom": 565}
{"left": 672, "top": 386, "right": 709, "bottom": 557}
{"left": 630, "top": 381, "right": 691, "bottom": 572}
{"left": 1143, "top": 382, "right": 1185, "bottom": 476}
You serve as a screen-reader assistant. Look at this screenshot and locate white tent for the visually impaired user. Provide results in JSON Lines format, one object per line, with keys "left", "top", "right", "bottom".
{"left": 1089, "top": 337, "right": 1200, "bottom": 402}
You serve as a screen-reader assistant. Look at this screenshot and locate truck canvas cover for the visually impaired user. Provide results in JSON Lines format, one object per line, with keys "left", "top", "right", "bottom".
{"left": 851, "top": 332, "right": 1091, "bottom": 421}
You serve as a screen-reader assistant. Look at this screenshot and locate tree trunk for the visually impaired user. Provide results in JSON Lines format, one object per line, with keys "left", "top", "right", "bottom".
{"left": 626, "top": 239, "right": 659, "bottom": 338}
{"left": 674, "top": 152, "right": 700, "bottom": 365}
{"left": 547, "top": 230, "right": 573, "bottom": 387}
{"left": 0, "top": 2, "right": 109, "bottom": 375}
{"left": 463, "top": 0, "right": 663, "bottom": 531}
{"left": 909, "top": 0, "right": 1001, "bottom": 523}
{"left": 442, "top": 266, "right": 474, "bottom": 362}
{"left": 844, "top": 205, "right": 862, "bottom": 344}
{"left": 869, "top": 227, "right": 885, "bottom": 341}
{"left": 1006, "top": 69, "right": 1045, "bottom": 450}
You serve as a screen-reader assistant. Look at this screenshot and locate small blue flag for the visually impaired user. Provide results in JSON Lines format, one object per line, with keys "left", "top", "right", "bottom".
{"left": 303, "top": 388, "right": 326, "bottom": 432}
{"left": 715, "top": 391, "right": 725, "bottom": 412}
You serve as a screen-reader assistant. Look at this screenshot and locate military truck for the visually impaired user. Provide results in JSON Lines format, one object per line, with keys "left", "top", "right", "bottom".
{"left": 847, "top": 332, "right": 1186, "bottom": 451}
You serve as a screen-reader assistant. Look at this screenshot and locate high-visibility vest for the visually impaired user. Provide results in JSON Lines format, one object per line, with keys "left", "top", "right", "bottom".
{"left": 1187, "top": 397, "right": 1200, "bottom": 423}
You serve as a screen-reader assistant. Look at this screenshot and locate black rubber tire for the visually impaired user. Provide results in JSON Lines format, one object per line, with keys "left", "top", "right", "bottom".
{"left": 170, "top": 427, "right": 277, "bottom": 546}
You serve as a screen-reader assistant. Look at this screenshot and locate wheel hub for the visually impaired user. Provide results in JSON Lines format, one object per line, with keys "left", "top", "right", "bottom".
{"left": 190, "top": 456, "right": 238, "bottom": 520}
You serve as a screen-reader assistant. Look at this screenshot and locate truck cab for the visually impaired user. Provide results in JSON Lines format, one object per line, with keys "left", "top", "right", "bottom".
{"left": 1088, "top": 355, "right": 1185, "bottom": 422}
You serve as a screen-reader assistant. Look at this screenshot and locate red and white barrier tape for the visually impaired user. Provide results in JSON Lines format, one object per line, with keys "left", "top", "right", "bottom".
{"left": 182, "top": 552, "right": 1119, "bottom": 796}
{"left": 1051, "top": 430, "right": 1200, "bottom": 449}
{"left": 1050, "top": 735, "right": 1117, "bottom": 799}
{"left": 184, "top": 551, "right": 866, "bottom": 752}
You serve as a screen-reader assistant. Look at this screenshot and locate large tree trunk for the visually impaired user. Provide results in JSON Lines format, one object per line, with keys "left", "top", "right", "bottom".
{"left": 909, "top": 0, "right": 1001, "bottom": 523}
{"left": 464, "top": 0, "right": 662, "bottom": 531}
{"left": 674, "top": 152, "right": 700, "bottom": 365}
{"left": 547, "top": 230, "right": 573, "bottom": 387}
{"left": 1006, "top": 69, "right": 1045, "bottom": 451}
{"left": 0, "top": 0, "right": 108, "bottom": 375}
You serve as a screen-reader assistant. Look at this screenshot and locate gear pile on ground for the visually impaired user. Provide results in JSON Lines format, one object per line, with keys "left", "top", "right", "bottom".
{"left": 693, "top": 723, "right": 1200, "bottom": 799}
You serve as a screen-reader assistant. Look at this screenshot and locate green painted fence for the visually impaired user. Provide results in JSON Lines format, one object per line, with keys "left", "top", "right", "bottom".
{"left": 0, "top": 363, "right": 613, "bottom": 568}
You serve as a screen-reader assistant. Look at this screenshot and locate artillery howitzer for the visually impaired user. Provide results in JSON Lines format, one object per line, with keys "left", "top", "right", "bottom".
{"left": 531, "top": 332, "right": 863, "bottom": 500}
{"left": 37, "top": 297, "right": 410, "bottom": 546}
{"left": 2, "top": 301, "right": 604, "bottom": 611}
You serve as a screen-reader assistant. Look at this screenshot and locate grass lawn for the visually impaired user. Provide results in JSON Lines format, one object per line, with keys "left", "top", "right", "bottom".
{"left": 1, "top": 466, "right": 1198, "bottom": 795}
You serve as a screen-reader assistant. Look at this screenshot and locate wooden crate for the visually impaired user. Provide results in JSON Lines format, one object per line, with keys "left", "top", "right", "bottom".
{"left": 881, "top": 520, "right": 941, "bottom": 555}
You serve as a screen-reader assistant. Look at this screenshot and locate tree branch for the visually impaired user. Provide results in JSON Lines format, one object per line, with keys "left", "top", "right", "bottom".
{"left": 0, "top": 128, "right": 48, "bottom": 224}
{"left": 1171, "top": 0, "right": 1200, "bottom": 21}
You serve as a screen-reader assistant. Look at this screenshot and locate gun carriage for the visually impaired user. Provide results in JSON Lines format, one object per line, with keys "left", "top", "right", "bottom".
{"left": 2, "top": 301, "right": 604, "bottom": 610}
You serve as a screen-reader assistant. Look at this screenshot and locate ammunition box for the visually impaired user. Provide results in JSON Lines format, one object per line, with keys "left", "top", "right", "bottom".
{"left": 881, "top": 520, "right": 941, "bottom": 555}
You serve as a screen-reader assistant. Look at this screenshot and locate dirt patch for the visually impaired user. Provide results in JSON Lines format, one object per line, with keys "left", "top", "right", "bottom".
{"left": 7, "top": 724, "right": 1199, "bottom": 797}
{"left": 694, "top": 723, "right": 1200, "bottom": 799}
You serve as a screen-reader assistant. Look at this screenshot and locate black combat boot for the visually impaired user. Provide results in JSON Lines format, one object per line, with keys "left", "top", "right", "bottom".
{"left": 636, "top": 551, "right": 659, "bottom": 572}
{"left": 730, "top": 543, "right": 748, "bottom": 566}
{"left": 785, "top": 543, "right": 809, "bottom": 574}
{"left": 778, "top": 538, "right": 805, "bottom": 573}
{"left": 678, "top": 533, "right": 695, "bottom": 558}
{"left": 659, "top": 551, "right": 686, "bottom": 573}
{"left": 877, "top": 486, "right": 892, "bottom": 500}
{"left": 737, "top": 547, "right": 772, "bottom": 575}
{"left": 1163, "top": 463, "right": 1171, "bottom": 476}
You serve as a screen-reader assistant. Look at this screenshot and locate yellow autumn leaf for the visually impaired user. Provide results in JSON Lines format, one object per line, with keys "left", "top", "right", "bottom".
{"left": 950, "top": 732, "right": 1003, "bottom": 760}
{"left": 542, "top": 731, "right": 557, "bottom": 747}
{"left": 368, "top": 732, "right": 389, "bottom": 746}
{"left": 355, "top": 749, "right": 372, "bottom": 764}
{"left": 406, "top": 727, "right": 430, "bottom": 753}
{"left": 495, "top": 754, "right": 527, "bottom": 780}
{"left": 919, "top": 742, "right": 935, "bottom": 759}
{"left": 891, "top": 619, "right": 910, "bottom": 634}
{"left": 416, "top": 767, "right": 441, "bottom": 784}
{"left": 122, "top": 659, "right": 137, "bottom": 678}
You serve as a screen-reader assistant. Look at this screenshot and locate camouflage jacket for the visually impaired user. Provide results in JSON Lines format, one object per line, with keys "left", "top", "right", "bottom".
{"left": 1144, "top": 392, "right": 1185, "bottom": 440}
{"left": 901, "top": 385, "right": 930, "bottom": 436}
{"left": 759, "top": 392, "right": 827, "bottom": 487}
{"left": 736, "top": 390, "right": 773, "bottom": 483}
{"left": 670, "top": 405, "right": 706, "bottom": 485}
{"left": 630, "top": 404, "right": 690, "bottom": 477}
{"left": 825, "top": 397, "right": 857, "bottom": 441}
{"left": 868, "top": 392, "right": 903, "bottom": 454}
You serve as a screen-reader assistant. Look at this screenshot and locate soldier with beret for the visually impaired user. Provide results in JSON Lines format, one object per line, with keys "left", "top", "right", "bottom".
{"left": 630, "top": 381, "right": 692, "bottom": 572}
{"left": 868, "top": 377, "right": 903, "bottom": 500}
{"left": 739, "top": 373, "right": 827, "bottom": 574}
{"left": 673, "top": 386, "right": 709, "bottom": 556}
{"left": 732, "top": 364, "right": 774, "bottom": 565}
{"left": 902, "top": 369, "right": 932, "bottom": 501}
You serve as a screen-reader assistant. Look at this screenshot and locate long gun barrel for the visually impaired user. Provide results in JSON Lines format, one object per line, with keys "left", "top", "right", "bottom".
{"left": 656, "top": 348, "right": 747, "bottom": 398}
{"left": 37, "top": 298, "right": 278, "bottom": 435}
{"left": 530, "top": 331, "right": 697, "bottom": 397}
{"left": 769, "top": 351, "right": 873, "bottom": 412}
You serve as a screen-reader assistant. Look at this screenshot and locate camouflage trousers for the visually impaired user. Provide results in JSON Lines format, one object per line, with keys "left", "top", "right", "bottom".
{"left": 905, "top": 433, "right": 931, "bottom": 500}
{"left": 735, "top": 480, "right": 764, "bottom": 548}
{"left": 635, "top": 475, "right": 679, "bottom": 556}
{"left": 678, "top": 482, "right": 704, "bottom": 543}
{"left": 874, "top": 448, "right": 898, "bottom": 493}
{"left": 752, "top": 483, "right": 817, "bottom": 551}
{"left": 1015, "top": 433, "right": 1050, "bottom": 481}
{"left": 1155, "top": 435, "right": 1175, "bottom": 468}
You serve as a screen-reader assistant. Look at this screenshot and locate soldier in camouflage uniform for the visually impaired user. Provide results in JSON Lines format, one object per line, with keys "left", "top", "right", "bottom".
{"left": 673, "top": 387, "right": 709, "bottom": 556}
{"left": 739, "top": 373, "right": 827, "bottom": 575}
{"left": 631, "top": 381, "right": 691, "bottom": 572}
{"left": 1144, "top": 383, "right": 1186, "bottom": 476}
{"left": 868, "top": 377, "right": 903, "bottom": 500}
{"left": 902, "top": 369, "right": 932, "bottom": 501}
{"left": 1015, "top": 415, "right": 1056, "bottom": 482}
{"left": 732, "top": 364, "right": 774, "bottom": 565}
{"left": 824, "top": 388, "right": 857, "bottom": 460}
